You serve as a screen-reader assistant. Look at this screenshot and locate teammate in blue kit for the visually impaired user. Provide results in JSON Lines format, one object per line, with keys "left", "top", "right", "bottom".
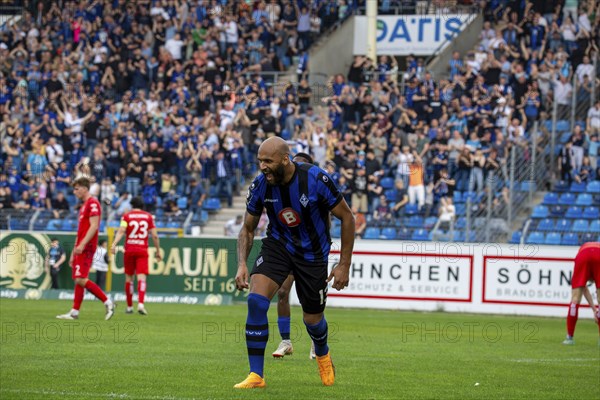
{"left": 234, "top": 137, "right": 355, "bottom": 388}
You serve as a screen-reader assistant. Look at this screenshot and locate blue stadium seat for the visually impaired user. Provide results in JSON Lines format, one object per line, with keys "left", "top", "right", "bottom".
{"left": 561, "top": 233, "right": 579, "bottom": 246}
{"left": 586, "top": 181, "right": 600, "bottom": 193}
{"left": 520, "top": 181, "right": 535, "bottom": 192}
{"left": 46, "top": 219, "right": 62, "bottom": 231}
{"left": 177, "top": 197, "right": 188, "bottom": 209}
{"left": 589, "top": 220, "right": 600, "bottom": 233}
{"left": 381, "top": 228, "right": 397, "bottom": 240}
{"left": 576, "top": 193, "right": 593, "bottom": 206}
{"left": 537, "top": 218, "right": 554, "bottom": 231}
{"left": 108, "top": 220, "right": 120, "bottom": 228}
{"left": 167, "top": 221, "right": 180, "bottom": 229}
{"left": 363, "top": 227, "right": 380, "bottom": 240}
{"left": 455, "top": 217, "right": 466, "bottom": 229}
{"left": 331, "top": 226, "right": 341, "bottom": 238}
{"left": 380, "top": 177, "right": 394, "bottom": 190}
{"left": 155, "top": 220, "right": 166, "bottom": 229}
{"left": 453, "top": 231, "right": 465, "bottom": 242}
{"left": 424, "top": 217, "right": 437, "bottom": 229}
{"left": 570, "top": 182, "right": 587, "bottom": 193}
{"left": 384, "top": 189, "right": 398, "bottom": 200}
{"left": 202, "top": 198, "right": 222, "bottom": 211}
{"left": 411, "top": 229, "right": 429, "bottom": 241}
{"left": 581, "top": 232, "right": 596, "bottom": 244}
{"left": 531, "top": 205, "right": 549, "bottom": 219}
{"left": 406, "top": 216, "right": 424, "bottom": 228}
{"left": 61, "top": 219, "right": 76, "bottom": 231}
{"left": 453, "top": 191, "right": 464, "bottom": 203}
{"left": 404, "top": 204, "right": 419, "bottom": 216}
{"left": 463, "top": 191, "right": 478, "bottom": 203}
{"left": 558, "top": 193, "right": 576, "bottom": 205}
{"left": 526, "top": 231, "right": 545, "bottom": 244}
{"left": 555, "top": 219, "right": 571, "bottom": 232}
{"left": 545, "top": 232, "right": 562, "bottom": 245}
{"left": 455, "top": 204, "right": 466, "bottom": 216}
{"left": 554, "top": 180, "right": 569, "bottom": 192}
{"left": 559, "top": 131, "right": 572, "bottom": 144}
{"left": 565, "top": 206, "right": 582, "bottom": 219}
{"left": 542, "top": 192, "right": 558, "bottom": 205}
{"left": 556, "top": 120, "right": 570, "bottom": 132}
{"left": 583, "top": 206, "right": 599, "bottom": 220}
{"left": 397, "top": 227, "right": 411, "bottom": 240}
{"left": 549, "top": 205, "right": 565, "bottom": 217}
{"left": 571, "top": 219, "right": 589, "bottom": 233}
{"left": 99, "top": 220, "right": 106, "bottom": 233}
{"left": 509, "top": 231, "right": 522, "bottom": 244}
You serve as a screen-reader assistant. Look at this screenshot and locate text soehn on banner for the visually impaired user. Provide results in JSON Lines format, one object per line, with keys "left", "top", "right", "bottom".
{"left": 353, "top": 14, "right": 471, "bottom": 55}
{"left": 328, "top": 250, "right": 473, "bottom": 302}
{"left": 483, "top": 255, "right": 576, "bottom": 306}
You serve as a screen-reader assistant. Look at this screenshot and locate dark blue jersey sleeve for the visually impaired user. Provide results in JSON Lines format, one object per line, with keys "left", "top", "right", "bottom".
{"left": 316, "top": 170, "right": 343, "bottom": 210}
{"left": 246, "top": 176, "right": 265, "bottom": 216}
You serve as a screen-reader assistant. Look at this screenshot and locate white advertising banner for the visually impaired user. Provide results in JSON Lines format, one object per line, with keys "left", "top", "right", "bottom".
{"left": 483, "top": 255, "right": 574, "bottom": 307}
{"left": 290, "top": 241, "right": 596, "bottom": 318}
{"left": 328, "top": 250, "right": 473, "bottom": 302}
{"left": 353, "top": 14, "right": 473, "bottom": 55}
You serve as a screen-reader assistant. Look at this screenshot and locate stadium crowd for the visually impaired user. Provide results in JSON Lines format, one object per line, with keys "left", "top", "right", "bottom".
{"left": 0, "top": 0, "right": 599, "bottom": 237}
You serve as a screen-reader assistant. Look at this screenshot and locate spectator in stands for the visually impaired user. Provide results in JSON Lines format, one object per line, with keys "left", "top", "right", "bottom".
{"left": 188, "top": 177, "right": 206, "bottom": 215}
{"left": 558, "top": 141, "right": 576, "bottom": 185}
{"left": 588, "top": 100, "right": 600, "bottom": 136}
{"left": 391, "top": 179, "right": 409, "bottom": 218}
{"left": 213, "top": 150, "right": 233, "bottom": 208}
{"left": 224, "top": 215, "right": 243, "bottom": 237}
{"left": 51, "top": 191, "right": 70, "bottom": 219}
{"left": 408, "top": 154, "right": 425, "bottom": 210}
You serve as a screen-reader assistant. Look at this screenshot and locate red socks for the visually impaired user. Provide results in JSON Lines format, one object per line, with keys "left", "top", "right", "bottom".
{"left": 125, "top": 281, "right": 133, "bottom": 307}
{"left": 73, "top": 284, "right": 84, "bottom": 311}
{"left": 566, "top": 303, "right": 579, "bottom": 337}
{"left": 138, "top": 280, "right": 146, "bottom": 305}
{"left": 85, "top": 280, "right": 108, "bottom": 303}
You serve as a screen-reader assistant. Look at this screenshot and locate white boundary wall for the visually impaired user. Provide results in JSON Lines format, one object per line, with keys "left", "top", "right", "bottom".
{"left": 291, "top": 241, "right": 596, "bottom": 319}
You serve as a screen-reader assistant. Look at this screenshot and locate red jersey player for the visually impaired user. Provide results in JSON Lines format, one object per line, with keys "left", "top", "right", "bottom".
{"left": 57, "top": 177, "right": 116, "bottom": 320}
{"left": 563, "top": 242, "right": 600, "bottom": 345}
{"left": 111, "top": 197, "right": 161, "bottom": 315}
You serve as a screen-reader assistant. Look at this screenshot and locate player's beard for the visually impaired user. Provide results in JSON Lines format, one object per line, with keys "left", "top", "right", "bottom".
{"left": 264, "top": 163, "right": 286, "bottom": 185}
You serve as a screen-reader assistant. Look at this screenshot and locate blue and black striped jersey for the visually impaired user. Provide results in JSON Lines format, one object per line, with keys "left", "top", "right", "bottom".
{"left": 246, "top": 162, "right": 342, "bottom": 263}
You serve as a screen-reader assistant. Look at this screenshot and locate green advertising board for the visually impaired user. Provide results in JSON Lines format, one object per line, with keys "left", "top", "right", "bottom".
{"left": 0, "top": 232, "right": 261, "bottom": 300}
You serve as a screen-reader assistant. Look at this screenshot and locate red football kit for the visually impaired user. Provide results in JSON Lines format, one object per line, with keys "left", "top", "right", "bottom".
{"left": 121, "top": 210, "right": 155, "bottom": 275}
{"left": 72, "top": 196, "right": 101, "bottom": 279}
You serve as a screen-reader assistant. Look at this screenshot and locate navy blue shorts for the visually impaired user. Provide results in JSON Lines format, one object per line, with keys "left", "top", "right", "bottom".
{"left": 251, "top": 239, "right": 328, "bottom": 314}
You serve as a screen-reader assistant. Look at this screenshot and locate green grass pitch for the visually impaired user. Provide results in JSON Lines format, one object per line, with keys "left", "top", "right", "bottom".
{"left": 1, "top": 299, "right": 598, "bottom": 399}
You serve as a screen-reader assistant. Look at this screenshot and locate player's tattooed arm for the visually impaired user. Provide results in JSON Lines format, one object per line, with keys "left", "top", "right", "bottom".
{"left": 235, "top": 211, "right": 261, "bottom": 290}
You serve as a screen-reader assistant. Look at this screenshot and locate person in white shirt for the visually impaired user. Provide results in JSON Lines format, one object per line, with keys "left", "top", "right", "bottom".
{"left": 575, "top": 56, "right": 594, "bottom": 84}
{"left": 224, "top": 15, "right": 239, "bottom": 51}
{"left": 225, "top": 215, "right": 243, "bottom": 237}
{"left": 219, "top": 102, "right": 236, "bottom": 132}
{"left": 165, "top": 33, "right": 184, "bottom": 60}
{"left": 92, "top": 240, "right": 109, "bottom": 291}
{"left": 45, "top": 136, "right": 64, "bottom": 164}
{"left": 587, "top": 100, "right": 600, "bottom": 135}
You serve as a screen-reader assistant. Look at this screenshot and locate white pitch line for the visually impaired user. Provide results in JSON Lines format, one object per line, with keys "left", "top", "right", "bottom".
{"left": 0, "top": 388, "right": 202, "bottom": 400}
{"left": 510, "top": 358, "right": 600, "bottom": 364}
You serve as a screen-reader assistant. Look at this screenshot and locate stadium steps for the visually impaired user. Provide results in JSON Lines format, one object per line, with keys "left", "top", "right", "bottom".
{"left": 198, "top": 182, "right": 251, "bottom": 237}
